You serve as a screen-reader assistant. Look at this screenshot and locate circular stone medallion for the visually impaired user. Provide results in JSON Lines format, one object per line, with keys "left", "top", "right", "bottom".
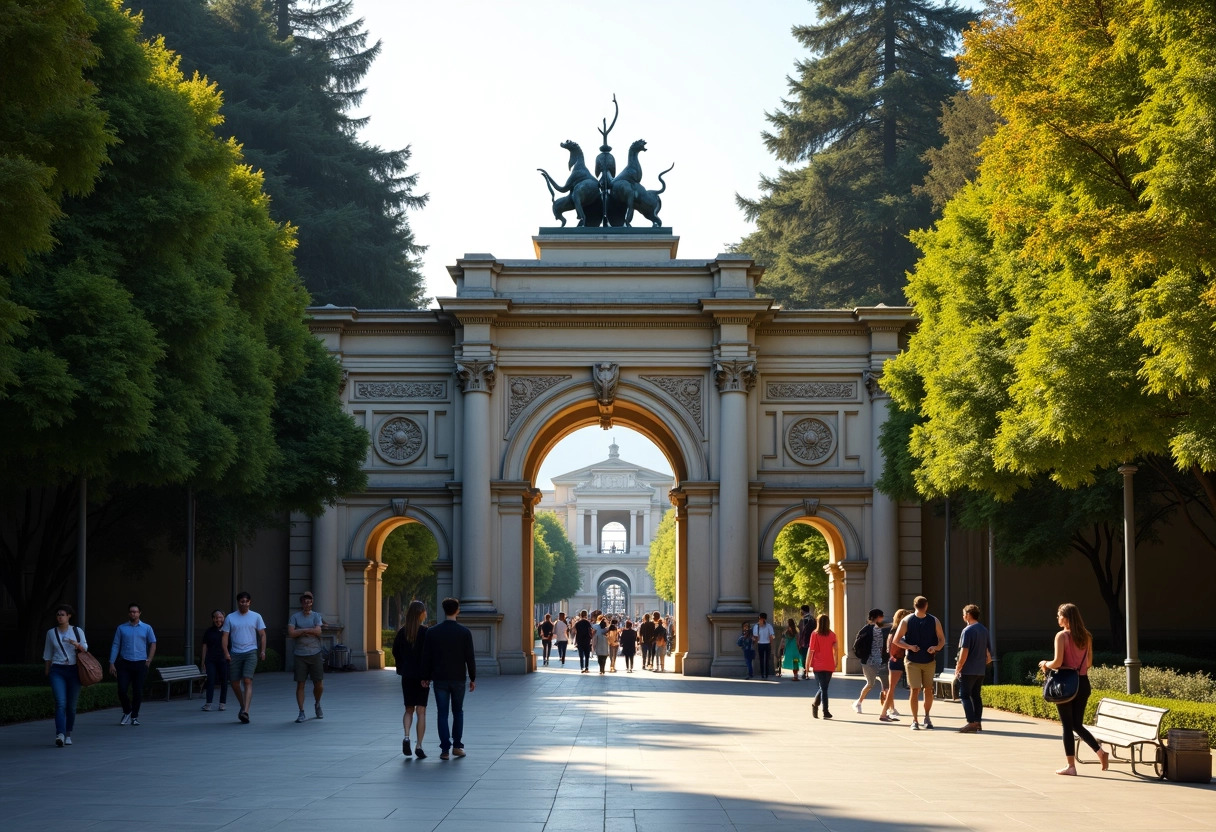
{"left": 785, "top": 417, "right": 835, "bottom": 465}
{"left": 375, "top": 416, "right": 425, "bottom": 465}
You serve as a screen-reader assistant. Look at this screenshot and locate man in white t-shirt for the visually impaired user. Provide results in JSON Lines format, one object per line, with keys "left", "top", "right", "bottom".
{"left": 752, "top": 613, "right": 776, "bottom": 679}
{"left": 222, "top": 592, "right": 266, "bottom": 724}
{"left": 552, "top": 612, "right": 570, "bottom": 666}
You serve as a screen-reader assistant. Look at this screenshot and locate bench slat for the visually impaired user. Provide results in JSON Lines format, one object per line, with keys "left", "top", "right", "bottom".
{"left": 1097, "top": 699, "right": 1168, "bottom": 721}
{"left": 1093, "top": 714, "right": 1161, "bottom": 741}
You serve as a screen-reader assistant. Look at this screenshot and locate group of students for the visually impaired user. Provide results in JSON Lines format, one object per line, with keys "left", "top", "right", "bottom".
{"left": 536, "top": 610, "right": 673, "bottom": 673}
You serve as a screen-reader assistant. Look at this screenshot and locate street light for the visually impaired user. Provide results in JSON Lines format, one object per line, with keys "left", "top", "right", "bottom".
{"left": 1118, "top": 464, "right": 1140, "bottom": 695}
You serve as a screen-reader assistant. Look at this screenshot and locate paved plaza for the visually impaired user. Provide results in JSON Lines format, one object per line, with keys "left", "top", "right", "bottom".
{"left": 2, "top": 665, "right": 1212, "bottom": 832}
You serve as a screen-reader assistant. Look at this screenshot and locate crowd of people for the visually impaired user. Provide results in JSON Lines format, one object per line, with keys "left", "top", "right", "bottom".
{"left": 43, "top": 589, "right": 1109, "bottom": 775}
{"left": 536, "top": 610, "right": 674, "bottom": 673}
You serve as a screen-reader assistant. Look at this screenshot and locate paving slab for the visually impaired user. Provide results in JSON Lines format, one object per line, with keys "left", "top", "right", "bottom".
{"left": 1, "top": 666, "right": 1212, "bottom": 831}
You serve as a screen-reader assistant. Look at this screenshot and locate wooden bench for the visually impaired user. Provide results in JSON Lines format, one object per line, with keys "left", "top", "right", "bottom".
{"left": 1079, "top": 697, "right": 1168, "bottom": 779}
{"left": 156, "top": 665, "right": 207, "bottom": 702}
{"left": 933, "top": 667, "right": 957, "bottom": 700}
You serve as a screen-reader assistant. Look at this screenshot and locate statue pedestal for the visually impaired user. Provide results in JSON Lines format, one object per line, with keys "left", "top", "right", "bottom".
{"left": 533, "top": 228, "right": 678, "bottom": 262}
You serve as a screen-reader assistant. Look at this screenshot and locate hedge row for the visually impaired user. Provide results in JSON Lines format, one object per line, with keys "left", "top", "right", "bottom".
{"left": 0, "top": 683, "right": 121, "bottom": 725}
{"left": 983, "top": 684, "right": 1216, "bottom": 747}
{"left": 1000, "top": 651, "right": 1216, "bottom": 685}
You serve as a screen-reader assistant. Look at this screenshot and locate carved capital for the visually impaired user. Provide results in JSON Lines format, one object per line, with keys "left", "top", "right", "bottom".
{"left": 339, "top": 370, "right": 349, "bottom": 396}
{"left": 455, "top": 360, "right": 496, "bottom": 393}
{"left": 863, "top": 370, "right": 888, "bottom": 401}
{"left": 714, "top": 359, "right": 756, "bottom": 393}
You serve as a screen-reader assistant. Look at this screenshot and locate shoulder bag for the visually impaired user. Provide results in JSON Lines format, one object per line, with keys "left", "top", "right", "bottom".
{"left": 1041, "top": 646, "right": 1087, "bottom": 705}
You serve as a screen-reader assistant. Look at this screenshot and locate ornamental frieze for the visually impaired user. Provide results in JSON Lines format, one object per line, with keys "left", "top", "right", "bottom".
{"left": 765, "top": 381, "right": 856, "bottom": 400}
{"left": 507, "top": 375, "right": 571, "bottom": 428}
{"left": 375, "top": 416, "right": 425, "bottom": 465}
{"left": 354, "top": 381, "right": 446, "bottom": 400}
{"left": 785, "top": 416, "right": 836, "bottom": 465}
{"left": 640, "top": 375, "right": 703, "bottom": 431}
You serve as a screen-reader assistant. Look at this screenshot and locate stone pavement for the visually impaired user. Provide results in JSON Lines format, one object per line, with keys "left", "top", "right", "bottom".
{"left": 2, "top": 663, "right": 1212, "bottom": 832}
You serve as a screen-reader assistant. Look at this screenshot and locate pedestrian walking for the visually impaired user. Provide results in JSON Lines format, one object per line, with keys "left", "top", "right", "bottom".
{"left": 652, "top": 613, "right": 668, "bottom": 672}
{"left": 956, "top": 604, "right": 993, "bottom": 733}
{"left": 1039, "top": 603, "right": 1109, "bottom": 775}
{"left": 573, "top": 610, "right": 594, "bottom": 673}
{"left": 199, "top": 609, "right": 228, "bottom": 711}
{"left": 108, "top": 602, "right": 156, "bottom": 726}
{"left": 639, "top": 613, "right": 657, "bottom": 670}
{"left": 392, "top": 600, "right": 430, "bottom": 758}
{"left": 44, "top": 604, "right": 88, "bottom": 746}
{"left": 620, "top": 620, "right": 638, "bottom": 672}
{"left": 553, "top": 611, "right": 569, "bottom": 666}
{"left": 752, "top": 613, "right": 775, "bottom": 679}
{"left": 538, "top": 613, "right": 555, "bottom": 666}
{"left": 780, "top": 619, "right": 802, "bottom": 681}
{"left": 288, "top": 591, "right": 325, "bottom": 722}
{"left": 891, "top": 595, "right": 945, "bottom": 730}
{"left": 797, "top": 605, "right": 815, "bottom": 680}
{"left": 738, "top": 622, "right": 756, "bottom": 679}
{"left": 607, "top": 619, "right": 620, "bottom": 672}
{"left": 421, "top": 598, "right": 476, "bottom": 760}
{"left": 594, "top": 616, "right": 611, "bottom": 674}
{"left": 879, "top": 609, "right": 908, "bottom": 722}
{"left": 807, "top": 614, "right": 838, "bottom": 719}
{"left": 851, "top": 609, "right": 888, "bottom": 713}
{"left": 222, "top": 592, "right": 266, "bottom": 724}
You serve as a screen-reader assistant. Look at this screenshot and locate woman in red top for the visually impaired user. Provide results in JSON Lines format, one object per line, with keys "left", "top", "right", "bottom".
{"left": 1039, "top": 603, "right": 1110, "bottom": 776}
{"left": 880, "top": 608, "right": 908, "bottom": 722}
{"left": 806, "top": 614, "right": 838, "bottom": 720}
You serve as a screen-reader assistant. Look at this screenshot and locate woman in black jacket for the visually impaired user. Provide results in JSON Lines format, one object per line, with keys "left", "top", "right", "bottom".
{"left": 393, "top": 601, "right": 430, "bottom": 758}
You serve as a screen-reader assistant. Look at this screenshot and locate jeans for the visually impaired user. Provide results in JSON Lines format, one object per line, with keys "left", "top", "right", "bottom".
{"left": 431, "top": 679, "right": 466, "bottom": 751}
{"left": 598, "top": 653, "right": 608, "bottom": 673}
{"left": 757, "top": 644, "right": 772, "bottom": 677}
{"left": 742, "top": 649, "right": 754, "bottom": 677}
{"left": 642, "top": 641, "right": 653, "bottom": 667}
{"left": 115, "top": 658, "right": 149, "bottom": 717}
{"left": 624, "top": 651, "right": 635, "bottom": 671}
{"left": 49, "top": 664, "right": 81, "bottom": 735}
{"left": 541, "top": 640, "right": 552, "bottom": 663}
{"left": 555, "top": 641, "right": 567, "bottom": 662}
{"left": 577, "top": 644, "right": 592, "bottom": 671}
{"left": 813, "top": 670, "right": 834, "bottom": 713}
{"left": 960, "top": 674, "right": 985, "bottom": 724}
{"left": 1058, "top": 676, "right": 1101, "bottom": 757}
{"left": 204, "top": 659, "right": 229, "bottom": 704}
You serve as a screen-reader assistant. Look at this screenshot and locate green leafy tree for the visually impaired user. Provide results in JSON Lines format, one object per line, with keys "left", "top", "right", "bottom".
{"left": 772, "top": 523, "right": 829, "bottom": 616}
{"left": 135, "top": 0, "right": 428, "bottom": 308}
{"left": 737, "top": 0, "right": 974, "bottom": 308}
{"left": 646, "top": 509, "right": 676, "bottom": 603}
{"left": 914, "top": 90, "right": 999, "bottom": 211}
{"left": 381, "top": 522, "right": 437, "bottom": 627}
{"left": 535, "top": 511, "right": 579, "bottom": 605}
{"left": 532, "top": 526, "right": 554, "bottom": 604}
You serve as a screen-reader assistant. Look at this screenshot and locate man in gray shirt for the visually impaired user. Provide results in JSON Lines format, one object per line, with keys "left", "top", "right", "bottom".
{"left": 288, "top": 591, "right": 325, "bottom": 722}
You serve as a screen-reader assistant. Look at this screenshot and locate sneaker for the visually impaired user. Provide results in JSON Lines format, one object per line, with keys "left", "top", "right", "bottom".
{"left": 219, "top": 703, "right": 226, "bottom": 711}
{"left": 314, "top": 704, "right": 323, "bottom": 719}
{"left": 120, "top": 713, "right": 131, "bottom": 726}
{"left": 852, "top": 701, "right": 862, "bottom": 714}
{"left": 879, "top": 714, "right": 898, "bottom": 722}
{"left": 201, "top": 703, "right": 211, "bottom": 711}
{"left": 296, "top": 710, "right": 307, "bottom": 723}
{"left": 812, "top": 699, "right": 819, "bottom": 719}
{"left": 130, "top": 718, "right": 140, "bottom": 726}
{"left": 453, "top": 748, "right": 465, "bottom": 758}
{"left": 910, "top": 721, "right": 921, "bottom": 731}
{"left": 55, "top": 733, "right": 64, "bottom": 747}
{"left": 64, "top": 736, "right": 72, "bottom": 745}
{"left": 923, "top": 717, "right": 934, "bottom": 730}
{"left": 414, "top": 746, "right": 427, "bottom": 760}
{"left": 440, "top": 751, "right": 450, "bottom": 760}
{"left": 402, "top": 738, "right": 412, "bottom": 757}
{"left": 238, "top": 711, "right": 249, "bottom": 724}
{"left": 891, "top": 707, "right": 901, "bottom": 717}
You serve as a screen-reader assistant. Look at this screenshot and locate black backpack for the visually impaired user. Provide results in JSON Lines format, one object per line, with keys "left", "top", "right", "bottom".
{"left": 852, "top": 624, "right": 874, "bottom": 662}
{"left": 797, "top": 616, "right": 814, "bottom": 651}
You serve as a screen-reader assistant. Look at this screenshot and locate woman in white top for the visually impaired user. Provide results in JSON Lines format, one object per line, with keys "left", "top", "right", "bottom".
{"left": 43, "top": 603, "right": 88, "bottom": 747}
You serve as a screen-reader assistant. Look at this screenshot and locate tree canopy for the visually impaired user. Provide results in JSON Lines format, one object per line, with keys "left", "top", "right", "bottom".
{"left": 737, "top": 0, "right": 974, "bottom": 308}
{"left": 772, "top": 522, "right": 829, "bottom": 615}
{"left": 535, "top": 511, "right": 579, "bottom": 605}
{"left": 532, "top": 525, "right": 554, "bottom": 603}
{"left": 646, "top": 509, "right": 676, "bottom": 603}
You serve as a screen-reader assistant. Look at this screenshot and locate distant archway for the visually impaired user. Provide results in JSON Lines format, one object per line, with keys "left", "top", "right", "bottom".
{"left": 354, "top": 513, "right": 441, "bottom": 669}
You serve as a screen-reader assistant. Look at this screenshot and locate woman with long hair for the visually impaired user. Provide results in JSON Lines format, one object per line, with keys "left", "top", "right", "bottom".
{"left": 619, "top": 620, "right": 638, "bottom": 672}
{"left": 879, "top": 609, "right": 908, "bottom": 722}
{"left": 392, "top": 600, "right": 430, "bottom": 758}
{"left": 807, "top": 614, "right": 838, "bottom": 719}
{"left": 200, "top": 609, "right": 229, "bottom": 711}
{"left": 652, "top": 614, "right": 669, "bottom": 672}
{"left": 607, "top": 619, "right": 620, "bottom": 672}
{"left": 43, "top": 603, "right": 88, "bottom": 747}
{"left": 1039, "top": 603, "right": 1109, "bottom": 775}
{"left": 594, "top": 615, "right": 611, "bottom": 674}
{"left": 781, "top": 619, "right": 802, "bottom": 681}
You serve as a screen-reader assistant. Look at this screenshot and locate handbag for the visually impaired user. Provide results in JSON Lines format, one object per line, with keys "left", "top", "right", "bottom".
{"left": 1041, "top": 646, "right": 1087, "bottom": 705}
{"left": 54, "top": 627, "right": 102, "bottom": 686}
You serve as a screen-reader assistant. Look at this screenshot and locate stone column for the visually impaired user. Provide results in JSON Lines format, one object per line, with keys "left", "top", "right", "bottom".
{"left": 628, "top": 511, "right": 636, "bottom": 553}
{"left": 714, "top": 359, "right": 755, "bottom": 611}
{"left": 591, "top": 509, "right": 599, "bottom": 552}
{"left": 866, "top": 371, "right": 900, "bottom": 616}
{"left": 456, "top": 359, "right": 496, "bottom": 610}
{"left": 643, "top": 509, "right": 651, "bottom": 546}
{"left": 342, "top": 559, "right": 371, "bottom": 670}
{"left": 840, "top": 560, "right": 869, "bottom": 674}
{"left": 312, "top": 504, "right": 340, "bottom": 625}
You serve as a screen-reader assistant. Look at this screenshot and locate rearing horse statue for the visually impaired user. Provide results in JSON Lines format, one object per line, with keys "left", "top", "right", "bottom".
{"left": 538, "top": 140, "right": 603, "bottom": 227}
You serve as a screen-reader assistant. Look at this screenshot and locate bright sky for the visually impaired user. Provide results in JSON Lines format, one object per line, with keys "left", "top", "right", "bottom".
{"left": 535, "top": 426, "right": 672, "bottom": 492}
{"left": 355, "top": 0, "right": 813, "bottom": 302}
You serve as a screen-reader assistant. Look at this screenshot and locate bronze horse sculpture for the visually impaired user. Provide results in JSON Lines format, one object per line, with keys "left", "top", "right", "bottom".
{"left": 538, "top": 140, "right": 603, "bottom": 227}
{"left": 608, "top": 139, "right": 673, "bottom": 227}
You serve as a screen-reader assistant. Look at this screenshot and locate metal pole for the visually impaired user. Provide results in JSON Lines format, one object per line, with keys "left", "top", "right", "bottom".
{"left": 185, "top": 489, "right": 196, "bottom": 665}
{"left": 942, "top": 498, "right": 951, "bottom": 668}
{"left": 232, "top": 538, "right": 239, "bottom": 608}
{"left": 76, "top": 476, "right": 87, "bottom": 628}
{"left": 988, "top": 524, "right": 998, "bottom": 684}
{"left": 1118, "top": 464, "right": 1140, "bottom": 694}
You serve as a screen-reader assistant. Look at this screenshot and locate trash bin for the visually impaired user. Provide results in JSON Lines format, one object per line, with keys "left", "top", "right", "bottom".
{"left": 329, "top": 644, "right": 350, "bottom": 670}
{"left": 1165, "top": 729, "right": 1212, "bottom": 783}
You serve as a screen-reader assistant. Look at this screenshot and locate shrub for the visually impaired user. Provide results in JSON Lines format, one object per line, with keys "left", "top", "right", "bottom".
{"left": 383, "top": 645, "right": 395, "bottom": 668}
{"left": 0, "top": 683, "right": 120, "bottom": 725}
{"left": 1087, "top": 666, "right": 1216, "bottom": 703}
{"left": 984, "top": 684, "right": 1216, "bottom": 747}
{"left": 383, "top": 628, "right": 396, "bottom": 648}
{"left": 1000, "top": 650, "right": 1216, "bottom": 684}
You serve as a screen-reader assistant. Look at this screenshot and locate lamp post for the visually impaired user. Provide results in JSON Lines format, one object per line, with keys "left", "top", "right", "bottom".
{"left": 988, "top": 524, "right": 998, "bottom": 684}
{"left": 184, "top": 489, "right": 196, "bottom": 665}
{"left": 76, "top": 476, "right": 87, "bottom": 627}
{"left": 1118, "top": 464, "right": 1140, "bottom": 694}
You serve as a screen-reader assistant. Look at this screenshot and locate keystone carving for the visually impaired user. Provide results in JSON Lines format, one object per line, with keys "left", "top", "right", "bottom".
{"left": 591, "top": 362, "right": 620, "bottom": 428}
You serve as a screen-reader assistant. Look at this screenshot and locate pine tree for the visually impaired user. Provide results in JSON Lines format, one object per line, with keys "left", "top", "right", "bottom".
{"left": 737, "top": 0, "right": 974, "bottom": 308}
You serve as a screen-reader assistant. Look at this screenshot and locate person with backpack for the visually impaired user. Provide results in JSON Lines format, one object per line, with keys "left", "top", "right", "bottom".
{"left": 796, "top": 606, "right": 815, "bottom": 680}
{"left": 850, "top": 609, "right": 887, "bottom": 713}
{"left": 737, "top": 622, "right": 756, "bottom": 679}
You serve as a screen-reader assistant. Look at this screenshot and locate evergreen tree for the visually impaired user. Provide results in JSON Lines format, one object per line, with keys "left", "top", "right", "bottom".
{"left": 737, "top": 0, "right": 973, "bottom": 308}
{"left": 135, "top": 0, "right": 428, "bottom": 308}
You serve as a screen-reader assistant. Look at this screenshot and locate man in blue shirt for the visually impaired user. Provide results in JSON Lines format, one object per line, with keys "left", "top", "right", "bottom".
{"left": 109, "top": 602, "right": 157, "bottom": 726}
{"left": 956, "top": 604, "right": 993, "bottom": 733}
